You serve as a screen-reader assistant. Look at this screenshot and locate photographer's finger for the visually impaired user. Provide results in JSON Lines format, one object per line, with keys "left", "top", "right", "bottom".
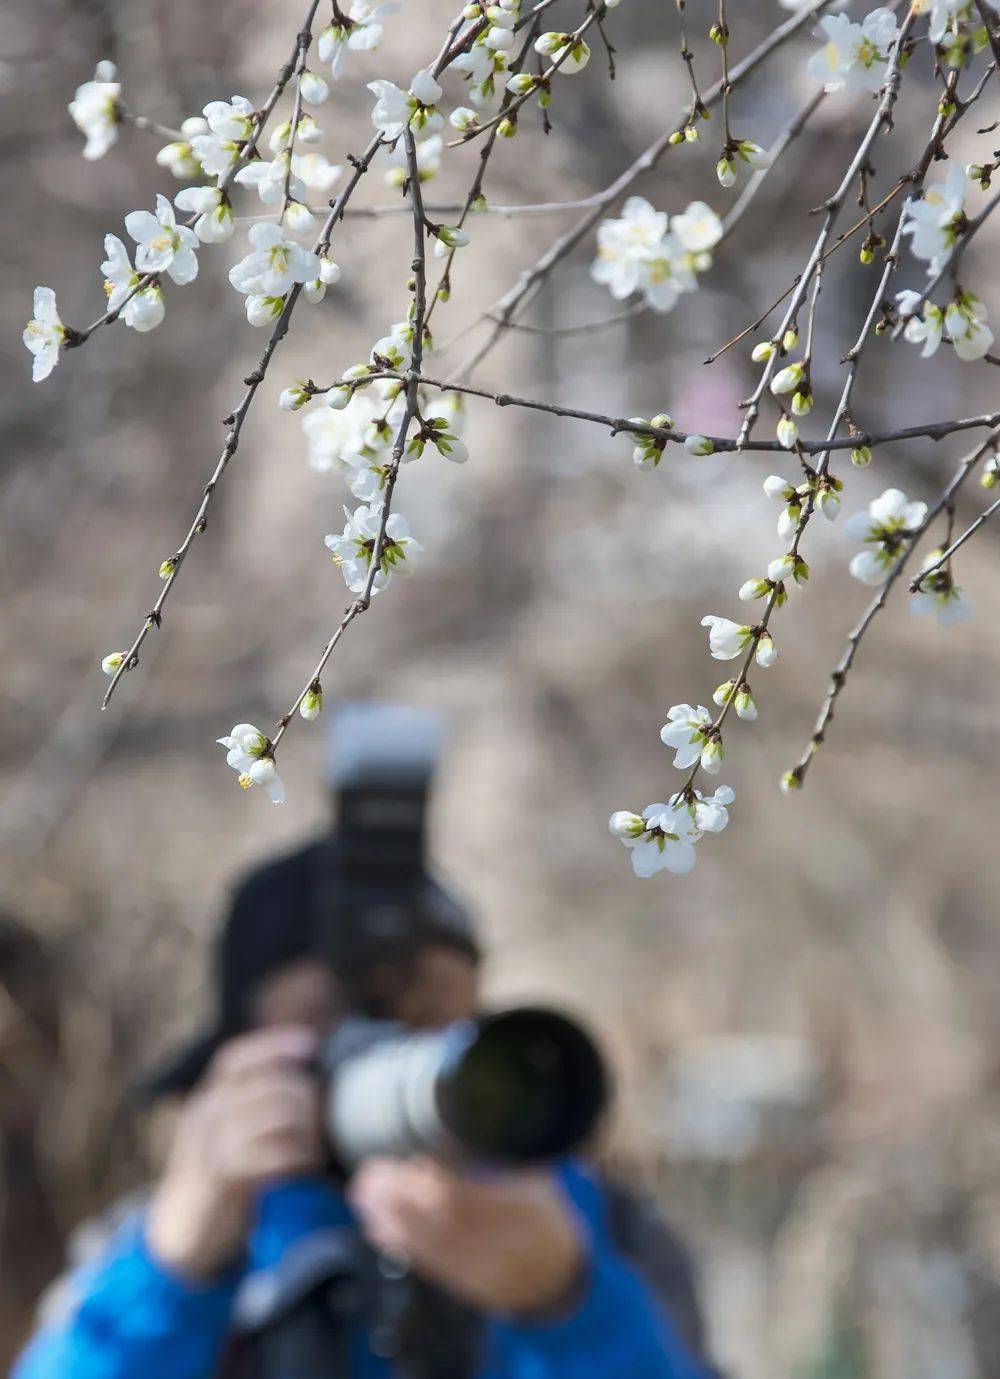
{"left": 350, "top": 1163, "right": 456, "bottom": 1261}
{"left": 208, "top": 1026, "right": 318, "bottom": 1082}
{"left": 215, "top": 1118, "right": 323, "bottom": 1183}
{"left": 207, "top": 1069, "right": 319, "bottom": 1120}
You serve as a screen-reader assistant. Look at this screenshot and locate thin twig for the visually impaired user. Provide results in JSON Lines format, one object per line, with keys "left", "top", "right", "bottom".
{"left": 721, "top": 88, "right": 826, "bottom": 239}
{"left": 314, "top": 368, "right": 1000, "bottom": 455}
{"left": 69, "top": 2, "right": 325, "bottom": 348}
{"left": 911, "top": 486, "right": 1000, "bottom": 586}
{"left": 270, "top": 128, "right": 429, "bottom": 749}
{"left": 448, "top": 4, "right": 608, "bottom": 148}
{"left": 100, "top": 132, "right": 384, "bottom": 709}
{"left": 895, "top": 180, "right": 1000, "bottom": 332}
{"left": 450, "top": 0, "right": 842, "bottom": 379}
{"left": 790, "top": 431, "right": 1000, "bottom": 785}
{"left": 735, "top": 5, "right": 916, "bottom": 448}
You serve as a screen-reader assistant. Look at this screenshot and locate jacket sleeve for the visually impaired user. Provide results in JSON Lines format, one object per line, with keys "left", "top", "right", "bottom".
{"left": 12, "top": 1216, "right": 240, "bottom": 1379}
{"left": 483, "top": 1165, "right": 715, "bottom": 1379}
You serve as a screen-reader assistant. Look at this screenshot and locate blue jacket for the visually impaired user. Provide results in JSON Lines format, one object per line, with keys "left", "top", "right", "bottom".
{"left": 14, "top": 1163, "right": 712, "bottom": 1379}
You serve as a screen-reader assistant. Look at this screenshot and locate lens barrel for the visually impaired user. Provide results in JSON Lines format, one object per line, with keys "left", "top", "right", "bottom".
{"left": 324, "top": 1006, "right": 607, "bottom": 1169}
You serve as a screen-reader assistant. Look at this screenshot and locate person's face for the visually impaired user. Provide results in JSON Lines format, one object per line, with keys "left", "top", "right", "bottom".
{"left": 249, "top": 946, "right": 479, "bottom": 1035}
{"left": 249, "top": 956, "right": 344, "bottom": 1036}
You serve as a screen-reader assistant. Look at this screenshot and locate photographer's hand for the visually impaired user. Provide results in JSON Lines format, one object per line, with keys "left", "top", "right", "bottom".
{"left": 146, "top": 1026, "right": 322, "bottom": 1281}
{"left": 348, "top": 1158, "right": 586, "bottom": 1315}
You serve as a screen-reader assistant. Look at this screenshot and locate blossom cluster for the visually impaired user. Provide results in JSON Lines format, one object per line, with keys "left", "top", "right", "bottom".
{"left": 591, "top": 196, "right": 723, "bottom": 313}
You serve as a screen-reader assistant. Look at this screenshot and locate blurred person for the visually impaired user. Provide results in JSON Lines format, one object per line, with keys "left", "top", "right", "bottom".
{"left": 13, "top": 705, "right": 720, "bottom": 1379}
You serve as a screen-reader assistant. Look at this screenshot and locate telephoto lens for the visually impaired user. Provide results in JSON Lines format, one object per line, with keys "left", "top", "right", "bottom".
{"left": 323, "top": 1006, "right": 608, "bottom": 1169}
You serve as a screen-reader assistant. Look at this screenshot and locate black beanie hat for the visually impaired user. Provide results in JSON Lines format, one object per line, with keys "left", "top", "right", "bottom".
{"left": 143, "top": 840, "right": 479, "bottom": 1097}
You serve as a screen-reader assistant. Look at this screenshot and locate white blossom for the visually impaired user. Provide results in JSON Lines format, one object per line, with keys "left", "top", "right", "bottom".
{"left": 101, "top": 651, "right": 125, "bottom": 676}
{"left": 609, "top": 810, "right": 645, "bottom": 839}
{"left": 284, "top": 202, "right": 317, "bottom": 235}
{"left": 433, "top": 225, "right": 469, "bottom": 257}
{"left": 280, "top": 381, "right": 312, "bottom": 411}
{"left": 23, "top": 286, "right": 66, "bottom": 382}
{"left": 776, "top": 415, "right": 798, "bottom": 449}
{"left": 671, "top": 200, "right": 723, "bottom": 254}
{"left": 843, "top": 487, "right": 928, "bottom": 585}
{"left": 100, "top": 235, "right": 165, "bottom": 332}
{"left": 764, "top": 473, "right": 806, "bottom": 544}
{"left": 269, "top": 114, "right": 322, "bottom": 153}
{"left": 534, "top": 32, "right": 591, "bottom": 75}
{"left": 299, "top": 70, "right": 330, "bottom": 105}
{"left": 300, "top": 685, "right": 323, "bottom": 720}
{"left": 738, "top": 140, "right": 771, "bottom": 170}
{"left": 368, "top": 70, "right": 443, "bottom": 138}
{"left": 450, "top": 44, "right": 508, "bottom": 107}
{"left": 174, "top": 185, "right": 235, "bottom": 243}
{"left": 754, "top": 630, "right": 778, "bottom": 667}
{"left": 385, "top": 134, "right": 442, "bottom": 186}
{"left": 125, "top": 195, "right": 199, "bottom": 284}
{"left": 413, "top": 416, "right": 468, "bottom": 463}
{"left": 592, "top": 197, "right": 699, "bottom": 313}
{"left": 229, "top": 222, "right": 321, "bottom": 297}
{"left": 684, "top": 435, "right": 715, "bottom": 456}
{"left": 189, "top": 132, "right": 240, "bottom": 178}
{"left": 910, "top": 547, "right": 972, "bottom": 624}
{"left": 449, "top": 106, "right": 480, "bottom": 133}
{"left": 217, "top": 722, "right": 285, "bottom": 803}
{"left": 771, "top": 361, "right": 805, "bottom": 395}
{"left": 921, "top": 0, "right": 974, "bottom": 45}
{"left": 713, "top": 679, "right": 758, "bottom": 721}
{"left": 629, "top": 414, "right": 673, "bottom": 469}
{"left": 324, "top": 503, "right": 420, "bottom": 594}
{"left": 234, "top": 155, "right": 306, "bottom": 206}
{"left": 717, "top": 157, "right": 737, "bottom": 189}
{"left": 484, "top": 23, "right": 516, "bottom": 52}
{"left": 68, "top": 60, "right": 121, "bottom": 161}
{"left": 896, "top": 289, "right": 944, "bottom": 355}
{"left": 610, "top": 802, "right": 699, "bottom": 877}
{"left": 701, "top": 615, "right": 754, "bottom": 661}
{"left": 899, "top": 284, "right": 993, "bottom": 358}
{"left": 900, "top": 163, "right": 967, "bottom": 276}
{"left": 156, "top": 117, "right": 209, "bottom": 179}
{"left": 318, "top": 2, "right": 400, "bottom": 78}
{"left": 944, "top": 291, "right": 994, "bottom": 361}
{"left": 690, "top": 784, "right": 736, "bottom": 832}
{"left": 660, "top": 703, "right": 721, "bottom": 773}
{"left": 303, "top": 255, "right": 342, "bottom": 305}
{"left": 807, "top": 8, "right": 900, "bottom": 95}
{"left": 817, "top": 478, "right": 843, "bottom": 521}
{"left": 245, "top": 293, "right": 288, "bottom": 327}
{"left": 301, "top": 392, "right": 377, "bottom": 472}
{"left": 767, "top": 553, "right": 796, "bottom": 584}
{"left": 291, "top": 151, "right": 343, "bottom": 193}
{"left": 717, "top": 141, "right": 770, "bottom": 189}
{"left": 191, "top": 98, "right": 253, "bottom": 179}
{"left": 203, "top": 95, "right": 255, "bottom": 141}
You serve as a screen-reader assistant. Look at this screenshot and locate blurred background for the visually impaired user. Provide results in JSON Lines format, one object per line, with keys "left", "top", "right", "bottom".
{"left": 2, "top": 0, "right": 1000, "bottom": 1374}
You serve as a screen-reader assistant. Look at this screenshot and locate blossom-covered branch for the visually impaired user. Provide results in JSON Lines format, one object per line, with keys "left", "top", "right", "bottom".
{"left": 24, "top": 0, "right": 1000, "bottom": 881}
{"left": 788, "top": 430, "right": 1000, "bottom": 789}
